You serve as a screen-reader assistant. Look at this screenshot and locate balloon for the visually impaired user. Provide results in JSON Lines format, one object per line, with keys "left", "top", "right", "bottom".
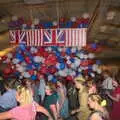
{"left": 48, "top": 75, "right": 53, "bottom": 81}
{"left": 59, "top": 63, "right": 65, "bottom": 70}
{"left": 51, "top": 76, "right": 57, "bottom": 83}
{"left": 91, "top": 43, "right": 97, "bottom": 49}
{"left": 31, "top": 75, "right": 37, "bottom": 80}
{"left": 88, "top": 53, "right": 95, "bottom": 59}
{"left": 16, "top": 53, "right": 24, "bottom": 62}
{"left": 70, "top": 17, "right": 76, "bottom": 22}
{"left": 23, "top": 72, "right": 31, "bottom": 78}
{"left": 66, "top": 75, "right": 73, "bottom": 81}
{"left": 52, "top": 21, "right": 58, "bottom": 26}
{"left": 28, "top": 70, "right": 34, "bottom": 75}
{"left": 66, "top": 48, "right": 71, "bottom": 55}
{"left": 4, "top": 68, "right": 12, "bottom": 74}
{"left": 33, "top": 56, "right": 41, "bottom": 63}
{"left": 33, "top": 18, "right": 39, "bottom": 25}
{"left": 7, "top": 53, "right": 13, "bottom": 59}
{"left": 82, "top": 13, "right": 90, "bottom": 19}
{"left": 25, "top": 56, "right": 31, "bottom": 64}
{"left": 22, "top": 24, "right": 27, "bottom": 29}
{"left": 12, "top": 58, "right": 20, "bottom": 64}
{"left": 49, "top": 67, "right": 57, "bottom": 74}
{"left": 12, "top": 16, "right": 18, "bottom": 21}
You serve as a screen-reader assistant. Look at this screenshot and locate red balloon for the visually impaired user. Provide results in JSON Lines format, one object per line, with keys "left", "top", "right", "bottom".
{"left": 4, "top": 68, "right": 12, "bottom": 74}
{"left": 49, "top": 67, "right": 57, "bottom": 74}
{"left": 66, "top": 75, "right": 73, "bottom": 81}
{"left": 28, "top": 70, "right": 34, "bottom": 75}
{"left": 40, "top": 65, "right": 48, "bottom": 74}
{"left": 25, "top": 56, "right": 31, "bottom": 64}
{"left": 59, "top": 18, "right": 65, "bottom": 23}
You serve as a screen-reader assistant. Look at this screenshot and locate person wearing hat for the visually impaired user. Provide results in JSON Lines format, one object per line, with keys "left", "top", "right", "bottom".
{"left": 71, "top": 76, "right": 91, "bottom": 120}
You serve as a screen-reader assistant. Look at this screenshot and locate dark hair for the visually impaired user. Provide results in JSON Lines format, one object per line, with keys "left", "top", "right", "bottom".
{"left": 4, "top": 80, "right": 15, "bottom": 89}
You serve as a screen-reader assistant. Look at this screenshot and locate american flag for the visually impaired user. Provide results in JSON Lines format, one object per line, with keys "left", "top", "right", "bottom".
{"left": 9, "top": 28, "right": 87, "bottom": 47}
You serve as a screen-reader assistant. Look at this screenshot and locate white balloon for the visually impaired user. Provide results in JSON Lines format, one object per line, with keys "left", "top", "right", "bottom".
{"left": 80, "top": 53, "right": 84, "bottom": 59}
{"left": 7, "top": 53, "right": 13, "bottom": 58}
{"left": 12, "top": 58, "right": 20, "bottom": 64}
{"left": 30, "top": 47, "right": 38, "bottom": 53}
{"left": 21, "top": 62, "right": 27, "bottom": 66}
{"left": 78, "top": 68, "right": 82, "bottom": 72}
{"left": 58, "top": 47, "right": 62, "bottom": 52}
{"left": 56, "top": 63, "right": 60, "bottom": 69}
{"left": 97, "top": 68, "right": 102, "bottom": 74}
{"left": 23, "top": 72, "right": 31, "bottom": 78}
{"left": 47, "top": 47, "right": 52, "bottom": 52}
{"left": 74, "top": 58, "right": 81, "bottom": 66}
{"left": 71, "top": 63, "right": 76, "bottom": 69}
{"left": 52, "top": 21, "right": 58, "bottom": 26}
{"left": 48, "top": 75, "right": 53, "bottom": 81}
{"left": 66, "top": 56, "right": 70, "bottom": 60}
{"left": 34, "top": 18, "right": 39, "bottom": 25}
{"left": 17, "top": 66, "right": 25, "bottom": 72}
{"left": 71, "top": 71, "right": 76, "bottom": 76}
{"left": 31, "top": 24, "right": 35, "bottom": 29}
{"left": 12, "top": 16, "right": 18, "bottom": 21}
{"left": 71, "top": 48, "right": 76, "bottom": 53}
{"left": 88, "top": 53, "right": 95, "bottom": 59}
{"left": 22, "top": 24, "right": 27, "bottom": 29}
{"left": 92, "top": 64, "right": 98, "bottom": 71}
{"left": 70, "top": 17, "right": 76, "bottom": 22}
{"left": 90, "top": 73, "right": 95, "bottom": 78}
{"left": 3, "top": 58, "right": 11, "bottom": 63}
{"left": 84, "top": 54, "right": 88, "bottom": 59}
{"left": 67, "top": 60, "right": 71, "bottom": 65}
{"left": 82, "top": 13, "right": 90, "bottom": 19}
{"left": 34, "top": 56, "right": 41, "bottom": 63}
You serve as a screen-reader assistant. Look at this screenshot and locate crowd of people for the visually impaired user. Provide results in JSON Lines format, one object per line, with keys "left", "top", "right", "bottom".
{"left": 0, "top": 69, "right": 120, "bottom": 120}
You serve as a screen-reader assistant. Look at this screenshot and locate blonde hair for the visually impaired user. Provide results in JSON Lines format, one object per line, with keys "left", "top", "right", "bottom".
{"left": 17, "top": 85, "right": 33, "bottom": 105}
{"left": 88, "top": 94, "right": 107, "bottom": 107}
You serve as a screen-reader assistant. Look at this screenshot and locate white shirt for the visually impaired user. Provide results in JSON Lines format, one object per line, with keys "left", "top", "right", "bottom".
{"left": 102, "top": 77, "right": 113, "bottom": 90}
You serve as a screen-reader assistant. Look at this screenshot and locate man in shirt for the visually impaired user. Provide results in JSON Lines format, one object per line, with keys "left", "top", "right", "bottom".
{"left": 0, "top": 80, "right": 17, "bottom": 112}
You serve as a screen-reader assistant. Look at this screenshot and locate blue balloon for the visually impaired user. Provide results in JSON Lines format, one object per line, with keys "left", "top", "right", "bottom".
{"left": 58, "top": 57, "right": 64, "bottom": 63}
{"left": 78, "top": 23, "right": 84, "bottom": 28}
{"left": 31, "top": 75, "right": 37, "bottom": 80}
{"left": 19, "top": 43, "right": 26, "bottom": 51}
{"left": 33, "top": 63, "right": 40, "bottom": 68}
{"left": 26, "top": 64, "right": 33, "bottom": 70}
{"left": 16, "top": 53, "right": 24, "bottom": 62}
{"left": 88, "top": 65, "right": 92, "bottom": 70}
{"left": 56, "top": 52, "right": 61, "bottom": 57}
{"left": 96, "top": 60, "right": 101, "bottom": 65}
{"left": 66, "top": 48, "right": 71, "bottom": 55}
{"left": 59, "top": 63, "right": 65, "bottom": 70}
{"left": 51, "top": 46, "right": 58, "bottom": 51}
{"left": 66, "top": 21, "right": 73, "bottom": 28}
{"left": 91, "top": 43, "right": 97, "bottom": 49}
{"left": 70, "top": 58, "right": 75, "bottom": 63}
{"left": 51, "top": 76, "right": 57, "bottom": 83}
